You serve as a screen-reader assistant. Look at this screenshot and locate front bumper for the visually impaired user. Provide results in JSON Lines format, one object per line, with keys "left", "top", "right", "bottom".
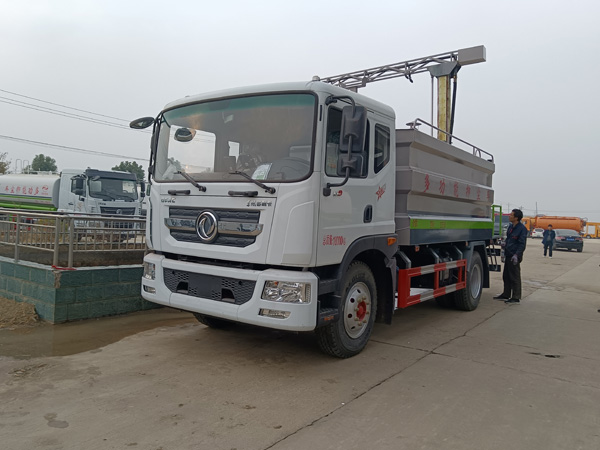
{"left": 141, "top": 253, "right": 319, "bottom": 331}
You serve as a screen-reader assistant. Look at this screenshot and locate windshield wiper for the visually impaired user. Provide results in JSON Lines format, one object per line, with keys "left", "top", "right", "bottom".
{"left": 98, "top": 190, "right": 116, "bottom": 200}
{"left": 229, "top": 171, "right": 276, "bottom": 194}
{"left": 176, "top": 170, "right": 207, "bottom": 192}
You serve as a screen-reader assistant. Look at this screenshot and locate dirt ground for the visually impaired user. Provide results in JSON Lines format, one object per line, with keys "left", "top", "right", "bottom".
{"left": 0, "top": 297, "right": 39, "bottom": 328}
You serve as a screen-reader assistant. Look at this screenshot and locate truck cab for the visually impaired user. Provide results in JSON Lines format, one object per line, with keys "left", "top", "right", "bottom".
{"left": 60, "top": 168, "right": 143, "bottom": 216}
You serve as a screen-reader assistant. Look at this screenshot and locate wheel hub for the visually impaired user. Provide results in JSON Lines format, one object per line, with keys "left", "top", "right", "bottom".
{"left": 343, "top": 282, "right": 371, "bottom": 338}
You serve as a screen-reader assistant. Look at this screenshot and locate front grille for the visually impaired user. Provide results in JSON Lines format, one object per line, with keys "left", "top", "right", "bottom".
{"left": 163, "top": 268, "right": 256, "bottom": 305}
{"left": 100, "top": 207, "right": 136, "bottom": 215}
{"left": 168, "top": 208, "right": 260, "bottom": 247}
{"left": 100, "top": 207, "right": 137, "bottom": 229}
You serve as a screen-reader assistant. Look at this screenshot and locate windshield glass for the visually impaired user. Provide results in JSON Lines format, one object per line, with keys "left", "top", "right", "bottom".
{"left": 88, "top": 177, "right": 138, "bottom": 201}
{"left": 154, "top": 93, "right": 316, "bottom": 183}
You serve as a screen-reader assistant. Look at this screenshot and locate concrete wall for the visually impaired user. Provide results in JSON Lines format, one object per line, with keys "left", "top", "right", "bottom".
{"left": 0, "top": 256, "right": 159, "bottom": 323}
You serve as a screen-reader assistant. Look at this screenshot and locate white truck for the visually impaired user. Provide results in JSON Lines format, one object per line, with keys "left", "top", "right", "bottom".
{"left": 132, "top": 52, "right": 497, "bottom": 357}
{"left": 0, "top": 168, "right": 145, "bottom": 216}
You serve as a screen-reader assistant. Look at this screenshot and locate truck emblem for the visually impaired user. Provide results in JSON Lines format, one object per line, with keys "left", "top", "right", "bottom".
{"left": 196, "top": 211, "right": 218, "bottom": 243}
{"left": 116, "top": 209, "right": 123, "bottom": 215}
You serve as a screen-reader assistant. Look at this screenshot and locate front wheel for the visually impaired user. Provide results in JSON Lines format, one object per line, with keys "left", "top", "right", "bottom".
{"left": 453, "top": 251, "right": 483, "bottom": 311}
{"left": 316, "top": 261, "right": 377, "bottom": 358}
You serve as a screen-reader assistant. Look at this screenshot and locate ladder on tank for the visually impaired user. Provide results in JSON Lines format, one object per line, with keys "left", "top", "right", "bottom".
{"left": 487, "top": 205, "right": 503, "bottom": 272}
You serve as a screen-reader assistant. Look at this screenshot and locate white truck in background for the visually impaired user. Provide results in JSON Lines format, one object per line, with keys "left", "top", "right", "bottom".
{"left": 132, "top": 47, "right": 498, "bottom": 357}
{"left": 0, "top": 168, "right": 145, "bottom": 216}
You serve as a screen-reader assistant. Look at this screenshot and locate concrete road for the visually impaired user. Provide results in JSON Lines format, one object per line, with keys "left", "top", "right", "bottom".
{"left": 1, "top": 240, "right": 599, "bottom": 450}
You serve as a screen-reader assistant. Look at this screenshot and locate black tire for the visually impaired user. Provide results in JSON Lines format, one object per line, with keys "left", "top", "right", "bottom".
{"left": 193, "top": 313, "right": 231, "bottom": 329}
{"left": 316, "top": 261, "right": 377, "bottom": 358}
{"left": 577, "top": 247, "right": 583, "bottom": 253}
{"left": 453, "top": 251, "right": 483, "bottom": 311}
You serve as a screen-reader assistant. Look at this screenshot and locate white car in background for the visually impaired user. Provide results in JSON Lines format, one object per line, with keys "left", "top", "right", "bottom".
{"left": 531, "top": 228, "right": 544, "bottom": 238}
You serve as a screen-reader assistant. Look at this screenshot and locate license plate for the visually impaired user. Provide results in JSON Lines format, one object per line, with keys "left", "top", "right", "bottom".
{"left": 566, "top": 237, "right": 574, "bottom": 241}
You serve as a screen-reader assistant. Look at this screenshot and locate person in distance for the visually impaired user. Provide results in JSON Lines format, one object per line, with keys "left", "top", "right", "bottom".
{"left": 542, "top": 224, "right": 555, "bottom": 258}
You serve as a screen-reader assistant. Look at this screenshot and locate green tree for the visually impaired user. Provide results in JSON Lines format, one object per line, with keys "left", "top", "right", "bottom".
{"left": 112, "top": 161, "right": 145, "bottom": 181}
{"left": 0, "top": 152, "right": 10, "bottom": 174}
{"left": 30, "top": 154, "right": 57, "bottom": 172}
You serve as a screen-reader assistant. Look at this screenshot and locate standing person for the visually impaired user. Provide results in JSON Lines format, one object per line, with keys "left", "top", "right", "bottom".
{"left": 494, "top": 209, "right": 528, "bottom": 304}
{"left": 542, "top": 224, "right": 556, "bottom": 258}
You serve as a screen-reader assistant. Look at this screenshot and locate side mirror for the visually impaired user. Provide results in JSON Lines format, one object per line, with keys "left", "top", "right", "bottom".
{"left": 74, "top": 188, "right": 84, "bottom": 196}
{"left": 339, "top": 105, "right": 367, "bottom": 153}
{"left": 140, "top": 181, "right": 146, "bottom": 198}
{"left": 174, "top": 127, "right": 195, "bottom": 142}
{"left": 337, "top": 154, "right": 365, "bottom": 178}
{"left": 130, "top": 117, "right": 155, "bottom": 129}
{"left": 74, "top": 178, "right": 85, "bottom": 190}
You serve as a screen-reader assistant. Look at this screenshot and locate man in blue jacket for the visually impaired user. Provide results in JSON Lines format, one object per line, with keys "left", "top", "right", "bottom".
{"left": 494, "top": 209, "right": 528, "bottom": 304}
{"left": 542, "top": 224, "right": 556, "bottom": 258}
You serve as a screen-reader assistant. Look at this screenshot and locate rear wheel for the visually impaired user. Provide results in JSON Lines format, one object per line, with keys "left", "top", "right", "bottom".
{"left": 316, "top": 261, "right": 377, "bottom": 358}
{"left": 577, "top": 247, "right": 583, "bottom": 253}
{"left": 453, "top": 251, "right": 483, "bottom": 311}
{"left": 193, "top": 313, "right": 231, "bottom": 329}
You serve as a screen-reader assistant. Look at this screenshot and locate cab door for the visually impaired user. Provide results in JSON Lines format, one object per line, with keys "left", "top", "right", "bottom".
{"left": 316, "top": 105, "right": 395, "bottom": 266}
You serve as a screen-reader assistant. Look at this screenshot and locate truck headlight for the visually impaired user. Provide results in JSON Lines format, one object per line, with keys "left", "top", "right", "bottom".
{"left": 143, "top": 261, "right": 156, "bottom": 280}
{"left": 261, "top": 281, "right": 311, "bottom": 304}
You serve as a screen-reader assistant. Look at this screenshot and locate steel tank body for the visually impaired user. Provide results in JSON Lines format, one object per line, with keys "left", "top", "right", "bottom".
{"left": 0, "top": 174, "right": 60, "bottom": 210}
{"left": 394, "top": 129, "right": 495, "bottom": 246}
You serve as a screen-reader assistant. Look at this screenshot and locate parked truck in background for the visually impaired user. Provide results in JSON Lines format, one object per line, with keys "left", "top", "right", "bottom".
{"left": 523, "top": 216, "right": 586, "bottom": 235}
{"left": 0, "top": 168, "right": 145, "bottom": 216}
{"left": 582, "top": 222, "right": 600, "bottom": 239}
{"left": 132, "top": 48, "right": 498, "bottom": 357}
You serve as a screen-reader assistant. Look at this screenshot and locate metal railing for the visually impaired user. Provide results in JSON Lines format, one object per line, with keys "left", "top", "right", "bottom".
{"left": 0, "top": 208, "right": 146, "bottom": 268}
{"left": 406, "top": 118, "right": 494, "bottom": 162}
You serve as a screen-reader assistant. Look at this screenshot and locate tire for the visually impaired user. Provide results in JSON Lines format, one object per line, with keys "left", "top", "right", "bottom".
{"left": 577, "top": 247, "right": 583, "bottom": 253}
{"left": 316, "top": 261, "right": 377, "bottom": 358}
{"left": 453, "top": 251, "right": 483, "bottom": 311}
{"left": 193, "top": 313, "right": 231, "bottom": 329}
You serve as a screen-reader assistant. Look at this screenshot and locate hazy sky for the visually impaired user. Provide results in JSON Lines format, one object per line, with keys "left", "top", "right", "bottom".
{"left": 1, "top": 0, "right": 599, "bottom": 221}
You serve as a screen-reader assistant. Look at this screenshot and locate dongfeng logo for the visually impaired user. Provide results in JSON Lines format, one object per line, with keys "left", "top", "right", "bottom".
{"left": 196, "top": 211, "right": 218, "bottom": 243}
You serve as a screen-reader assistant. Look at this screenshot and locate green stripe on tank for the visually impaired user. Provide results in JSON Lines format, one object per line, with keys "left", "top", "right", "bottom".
{"left": 0, "top": 194, "right": 53, "bottom": 203}
{"left": 0, "top": 202, "right": 57, "bottom": 211}
{"left": 410, "top": 218, "right": 493, "bottom": 230}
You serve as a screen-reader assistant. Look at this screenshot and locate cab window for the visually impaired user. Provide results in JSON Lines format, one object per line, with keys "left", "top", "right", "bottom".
{"left": 374, "top": 124, "right": 390, "bottom": 173}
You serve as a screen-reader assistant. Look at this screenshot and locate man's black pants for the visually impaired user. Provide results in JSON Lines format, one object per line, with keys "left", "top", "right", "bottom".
{"left": 502, "top": 259, "right": 522, "bottom": 300}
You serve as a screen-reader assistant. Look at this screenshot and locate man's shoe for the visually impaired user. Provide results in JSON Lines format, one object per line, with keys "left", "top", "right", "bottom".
{"left": 505, "top": 298, "right": 520, "bottom": 304}
{"left": 493, "top": 294, "right": 509, "bottom": 300}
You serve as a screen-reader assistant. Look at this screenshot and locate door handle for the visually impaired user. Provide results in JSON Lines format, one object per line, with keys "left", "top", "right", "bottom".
{"left": 363, "top": 205, "right": 373, "bottom": 223}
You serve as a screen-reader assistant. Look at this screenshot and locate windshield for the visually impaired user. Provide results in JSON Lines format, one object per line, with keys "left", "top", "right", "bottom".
{"left": 88, "top": 177, "right": 139, "bottom": 201}
{"left": 154, "top": 93, "right": 316, "bottom": 183}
